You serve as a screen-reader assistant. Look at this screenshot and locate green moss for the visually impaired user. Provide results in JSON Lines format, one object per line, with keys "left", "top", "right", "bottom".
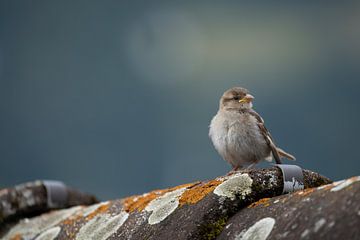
{"left": 201, "top": 217, "right": 228, "bottom": 240}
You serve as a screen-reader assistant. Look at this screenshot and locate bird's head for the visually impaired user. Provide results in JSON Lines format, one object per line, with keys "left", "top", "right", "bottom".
{"left": 220, "top": 87, "right": 254, "bottom": 111}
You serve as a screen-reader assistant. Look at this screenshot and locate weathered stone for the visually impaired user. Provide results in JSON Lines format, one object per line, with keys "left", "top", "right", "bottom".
{"left": 217, "top": 176, "right": 360, "bottom": 240}
{"left": 0, "top": 180, "right": 98, "bottom": 231}
{"left": 0, "top": 167, "right": 334, "bottom": 240}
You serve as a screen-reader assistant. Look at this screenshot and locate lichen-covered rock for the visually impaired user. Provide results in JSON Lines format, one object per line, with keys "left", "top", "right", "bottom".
{"left": 0, "top": 180, "right": 97, "bottom": 227}
{"left": 0, "top": 167, "right": 333, "bottom": 240}
{"left": 217, "top": 176, "right": 360, "bottom": 240}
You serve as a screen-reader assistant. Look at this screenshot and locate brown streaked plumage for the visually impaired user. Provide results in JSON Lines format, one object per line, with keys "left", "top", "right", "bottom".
{"left": 209, "top": 87, "right": 295, "bottom": 170}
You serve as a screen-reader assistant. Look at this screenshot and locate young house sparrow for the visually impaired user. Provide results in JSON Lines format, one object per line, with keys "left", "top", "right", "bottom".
{"left": 209, "top": 87, "right": 295, "bottom": 170}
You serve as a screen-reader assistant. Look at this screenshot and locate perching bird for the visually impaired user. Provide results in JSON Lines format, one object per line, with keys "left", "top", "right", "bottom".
{"left": 209, "top": 87, "right": 295, "bottom": 170}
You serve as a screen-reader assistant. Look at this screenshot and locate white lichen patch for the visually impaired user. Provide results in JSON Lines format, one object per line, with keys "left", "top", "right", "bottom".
{"left": 235, "top": 217, "right": 275, "bottom": 240}
{"left": 328, "top": 221, "right": 335, "bottom": 228}
{"left": 145, "top": 187, "right": 187, "bottom": 225}
{"left": 314, "top": 218, "right": 326, "bottom": 232}
{"left": 278, "top": 231, "right": 289, "bottom": 238}
{"left": 301, "top": 229, "right": 310, "bottom": 238}
{"left": 317, "top": 183, "right": 331, "bottom": 190}
{"left": 2, "top": 206, "right": 82, "bottom": 240}
{"left": 75, "top": 211, "right": 129, "bottom": 240}
{"left": 34, "top": 226, "right": 61, "bottom": 240}
{"left": 213, "top": 173, "right": 253, "bottom": 200}
{"left": 331, "top": 179, "right": 345, "bottom": 186}
{"left": 262, "top": 174, "right": 277, "bottom": 188}
{"left": 331, "top": 176, "right": 360, "bottom": 192}
{"left": 81, "top": 201, "right": 109, "bottom": 217}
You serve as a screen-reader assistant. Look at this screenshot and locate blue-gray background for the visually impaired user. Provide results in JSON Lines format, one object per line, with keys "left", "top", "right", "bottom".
{"left": 1, "top": 1, "right": 359, "bottom": 200}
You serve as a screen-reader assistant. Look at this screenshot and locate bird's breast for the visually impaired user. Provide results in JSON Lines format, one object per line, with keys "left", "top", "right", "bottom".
{"left": 210, "top": 111, "right": 268, "bottom": 158}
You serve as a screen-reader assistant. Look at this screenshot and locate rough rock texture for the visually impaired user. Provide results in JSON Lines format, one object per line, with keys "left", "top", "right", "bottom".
{"left": 217, "top": 176, "right": 360, "bottom": 240}
{"left": 0, "top": 181, "right": 98, "bottom": 227}
{"left": 1, "top": 167, "right": 351, "bottom": 240}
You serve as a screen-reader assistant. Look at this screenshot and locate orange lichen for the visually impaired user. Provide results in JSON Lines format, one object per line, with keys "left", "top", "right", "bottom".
{"left": 86, "top": 203, "right": 110, "bottom": 220}
{"left": 179, "top": 179, "right": 223, "bottom": 206}
{"left": 319, "top": 184, "right": 333, "bottom": 191}
{"left": 248, "top": 198, "right": 271, "bottom": 208}
{"left": 123, "top": 182, "right": 196, "bottom": 212}
{"left": 10, "top": 234, "right": 22, "bottom": 240}
{"left": 61, "top": 213, "right": 83, "bottom": 226}
{"left": 347, "top": 176, "right": 358, "bottom": 182}
{"left": 297, "top": 187, "right": 315, "bottom": 197}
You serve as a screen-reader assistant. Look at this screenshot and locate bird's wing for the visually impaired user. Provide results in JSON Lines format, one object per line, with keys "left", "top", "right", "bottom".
{"left": 247, "top": 109, "right": 282, "bottom": 164}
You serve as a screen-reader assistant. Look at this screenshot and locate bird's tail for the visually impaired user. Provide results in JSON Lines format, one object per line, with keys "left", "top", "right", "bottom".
{"left": 277, "top": 147, "right": 296, "bottom": 160}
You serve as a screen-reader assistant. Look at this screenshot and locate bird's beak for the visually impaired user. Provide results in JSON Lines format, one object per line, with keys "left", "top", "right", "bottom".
{"left": 239, "top": 94, "right": 255, "bottom": 103}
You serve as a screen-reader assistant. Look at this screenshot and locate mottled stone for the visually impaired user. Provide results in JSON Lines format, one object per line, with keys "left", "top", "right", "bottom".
{"left": 1, "top": 206, "right": 82, "bottom": 240}
{"left": 0, "top": 180, "right": 98, "bottom": 227}
{"left": 0, "top": 167, "right": 334, "bottom": 240}
{"left": 218, "top": 176, "right": 360, "bottom": 240}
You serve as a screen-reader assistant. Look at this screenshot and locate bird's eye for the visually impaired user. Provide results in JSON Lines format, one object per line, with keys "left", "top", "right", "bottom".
{"left": 233, "top": 96, "right": 240, "bottom": 101}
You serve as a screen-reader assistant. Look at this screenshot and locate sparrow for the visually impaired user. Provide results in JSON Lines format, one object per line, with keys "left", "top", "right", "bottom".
{"left": 209, "top": 87, "right": 295, "bottom": 170}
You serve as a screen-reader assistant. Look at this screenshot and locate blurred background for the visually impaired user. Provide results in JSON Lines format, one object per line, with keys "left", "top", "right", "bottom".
{"left": 0, "top": 1, "right": 359, "bottom": 200}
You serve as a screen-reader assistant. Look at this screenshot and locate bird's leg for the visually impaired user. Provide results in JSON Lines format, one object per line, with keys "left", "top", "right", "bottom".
{"left": 227, "top": 166, "right": 240, "bottom": 176}
{"left": 233, "top": 166, "right": 240, "bottom": 171}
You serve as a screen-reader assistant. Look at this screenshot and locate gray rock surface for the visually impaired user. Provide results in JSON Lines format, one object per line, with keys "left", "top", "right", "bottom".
{"left": 2, "top": 167, "right": 356, "bottom": 240}
{"left": 0, "top": 180, "right": 98, "bottom": 232}
{"left": 217, "top": 176, "right": 360, "bottom": 240}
